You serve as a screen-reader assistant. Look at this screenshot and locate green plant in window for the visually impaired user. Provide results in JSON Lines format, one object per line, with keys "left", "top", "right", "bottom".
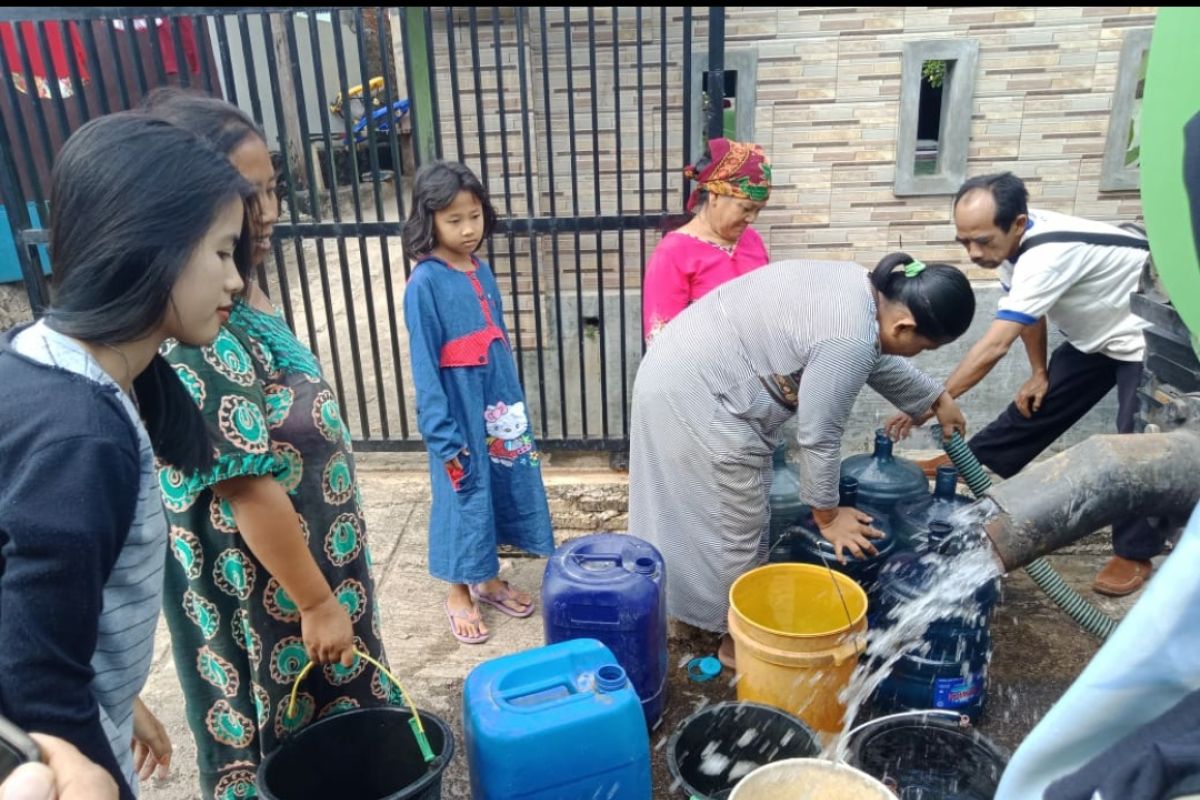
{"left": 922, "top": 59, "right": 946, "bottom": 89}
{"left": 1124, "top": 50, "right": 1149, "bottom": 169}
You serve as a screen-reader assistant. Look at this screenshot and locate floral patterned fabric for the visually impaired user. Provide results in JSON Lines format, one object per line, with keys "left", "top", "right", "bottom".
{"left": 157, "top": 300, "right": 396, "bottom": 799}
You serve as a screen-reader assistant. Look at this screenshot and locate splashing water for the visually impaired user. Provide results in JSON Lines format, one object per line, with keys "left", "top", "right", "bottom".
{"left": 822, "top": 505, "right": 1003, "bottom": 760}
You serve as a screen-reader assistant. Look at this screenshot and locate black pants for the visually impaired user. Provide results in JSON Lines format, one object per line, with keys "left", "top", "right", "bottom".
{"left": 968, "top": 342, "right": 1168, "bottom": 560}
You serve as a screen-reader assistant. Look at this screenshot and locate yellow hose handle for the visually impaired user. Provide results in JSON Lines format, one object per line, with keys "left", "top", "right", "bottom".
{"left": 286, "top": 648, "right": 435, "bottom": 763}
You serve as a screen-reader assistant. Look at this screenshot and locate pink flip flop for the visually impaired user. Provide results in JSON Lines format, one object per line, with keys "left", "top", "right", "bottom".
{"left": 445, "top": 599, "right": 490, "bottom": 644}
{"left": 470, "top": 581, "right": 536, "bottom": 619}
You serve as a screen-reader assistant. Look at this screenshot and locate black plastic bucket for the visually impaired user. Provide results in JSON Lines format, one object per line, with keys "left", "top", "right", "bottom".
{"left": 844, "top": 712, "right": 1007, "bottom": 799}
{"left": 257, "top": 707, "right": 454, "bottom": 800}
{"left": 667, "top": 701, "right": 819, "bottom": 800}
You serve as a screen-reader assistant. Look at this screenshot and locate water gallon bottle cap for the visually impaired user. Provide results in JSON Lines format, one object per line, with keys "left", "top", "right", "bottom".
{"left": 633, "top": 556, "right": 656, "bottom": 575}
{"left": 935, "top": 465, "right": 959, "bottom": 498}
{"left": 873, "top": 428, "right": 894, "bottom": 460}
{"left": 928, "top": 521, "right": 955, "bottom": 542}
{"left": 686, "top": 657, "right": 723, "bottom": 683}
{"left": 595, "top": 664, "right": 628, "bottom": 693}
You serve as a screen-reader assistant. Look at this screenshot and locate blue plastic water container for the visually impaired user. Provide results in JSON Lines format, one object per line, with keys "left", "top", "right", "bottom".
{"left": 463, "top": 638, "right": 652, "bottom": 800}
{"left": 868, "top": 525, "right": 999, "bottom": 720}
{"left": 541, "top": 532, "right": 668, "bottom": 727}
{"left": 893, "top": 465, "right": 975, "bottom": 548}
{"left": 773, "top": 476, "right": 899, "bottom": 594}
{"left": 840, "top": 429, "right": 931, "bottom": 525}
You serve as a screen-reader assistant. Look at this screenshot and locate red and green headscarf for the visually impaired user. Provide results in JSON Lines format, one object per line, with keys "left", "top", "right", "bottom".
{"left": 684, "top": 137, "right": 772, "bottom": 212}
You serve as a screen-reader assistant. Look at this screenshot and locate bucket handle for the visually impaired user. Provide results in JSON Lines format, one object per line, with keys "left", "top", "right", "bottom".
{"left": 835, "top": 709, "right": 970, "bottom": 763}
{"left": 288, "top": 648, "right": 436, "bottom": 764}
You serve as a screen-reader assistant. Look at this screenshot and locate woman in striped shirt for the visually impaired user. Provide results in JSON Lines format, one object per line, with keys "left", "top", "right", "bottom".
{"left": 628, "top": 253, "right": 975, "bottom": 667}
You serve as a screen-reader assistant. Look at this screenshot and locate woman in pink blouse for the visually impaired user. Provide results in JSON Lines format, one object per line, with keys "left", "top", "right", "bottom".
{"left": 642, "top": 138, "right": 773, "bottom": 343}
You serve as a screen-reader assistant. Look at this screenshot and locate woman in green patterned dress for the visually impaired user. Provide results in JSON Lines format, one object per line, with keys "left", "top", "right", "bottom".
{"left": 146, "top": 89, "right": 398, "bottom": 800}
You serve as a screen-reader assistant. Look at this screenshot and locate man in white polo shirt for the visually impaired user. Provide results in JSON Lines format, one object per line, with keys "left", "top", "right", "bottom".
{"left": 890, "top": 171, "right": 1166, "bottom": 596}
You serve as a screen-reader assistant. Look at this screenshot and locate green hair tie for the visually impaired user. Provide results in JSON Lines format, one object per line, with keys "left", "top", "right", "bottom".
{"left": 903, "top": 260, "right": 927, "bottom": 278}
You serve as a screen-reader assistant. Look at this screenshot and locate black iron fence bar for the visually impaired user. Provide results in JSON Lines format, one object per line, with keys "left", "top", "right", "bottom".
{"left": 586, "top": 9, "right": 609, "bottom": 440}
{"left": 194, "top": 14, "right": 213, "bottom": 94}
{"left": 636, "top": 8, "right": 647, "bottom": 360}
{"left": 421, "top": 8, "right": 442, "bottom": 159}
{"left": 145, "top": 16, "right": 169, "bottom": 87}
{"left": 52, "top": 20, "right": 89, "bottom": 121}
{"left": 0, "top": 35, "right": 45, "bottom": 211}
{"left": 682, "top": 6, "right": 693, "bottom": 205}
{"left": 350, "top": 436, "right": 627, "bottom": 454}
{"left": 513, "top": 6, "right": 548, "bottom": 440}
{"left": 235, "top": 14, "right": 264, "bottom": 129}
{"left": 79, "top": 21, "right": 112, "bottom": 115}
{"left": 376, "top": 6, "right": 409, "bottom": 261}
{"left": 538, "top": 7, "right": 568, "bottom": 438}
{"left": 327, "top": 9, "right": 376, "bottom": 437}
{"left": 34, "top": 22, "right": 72, "bottom": 147}
{"left": 662, "top": 6, "right": 672, "bottom": 212}
{"left": 0, "top": 112, "right": 48, "bottom": 313}
{"left": 705, "top": 7, "right": 725, "bottom": 142}
{"left": 120, "top": 15, "right": 150, "bottom": 97}
{"left": 12, "top": 23, "right": 58, "bottom": 183}
{"left": 371, "top": 10, "right": 411, "bottom": 440}
{"left": 253, "top": 14, "right": 300, "bottom": 321}
{"left": 255, "top": 11, "right": 347, "bottom": 418}
{"left": 443, "top": 7, "right": 465, "bottom": 163}
{"left": 169, "top": 16, "right": 190, "bottom": 89}
{"left": 613, "top": 6, "right": 629, "bottom": 438}
{"left": 563, "top": 6, "right": 588, "bottom": 440}
{"left": 465, "top": 8, "right": 497, "bottom": 275}
{"left": 101, "top": 18, "right": 132, "bottom": 111}
{"left": 490, "top": 8, "right": 526, "bottom": 391}
{"left": 347, "top": 7, "right": 392, "bottom": 439}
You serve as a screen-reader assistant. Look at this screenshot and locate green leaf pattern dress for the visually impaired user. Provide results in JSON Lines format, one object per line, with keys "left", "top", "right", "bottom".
{"left": 158, "top": 300, "right": 397, "bottom": 799}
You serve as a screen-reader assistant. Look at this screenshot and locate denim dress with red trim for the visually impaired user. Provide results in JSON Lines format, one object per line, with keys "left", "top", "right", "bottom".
{"left": 403, "top": 256, "right": 554, "bottom": 584}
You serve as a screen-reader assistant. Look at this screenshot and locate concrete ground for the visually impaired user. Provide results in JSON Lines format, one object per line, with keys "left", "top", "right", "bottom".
{"left": 138, "top": 453, "right": 1151, "bottom": 800}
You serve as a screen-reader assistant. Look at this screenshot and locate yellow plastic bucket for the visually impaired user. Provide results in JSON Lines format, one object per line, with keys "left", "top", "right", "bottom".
{"left": 727, "top": 563, "right": 868, "bottom": 735}
{"left": 728, "top": 758, "right": 894, "bottom": 800}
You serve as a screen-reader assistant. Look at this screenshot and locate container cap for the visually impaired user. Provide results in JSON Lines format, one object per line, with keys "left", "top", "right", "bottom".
{"left": 594, "top": 664, "right": 628, "bottom": 693}
{"left": 686, "top": 656, "right": 722, "bottom": 682}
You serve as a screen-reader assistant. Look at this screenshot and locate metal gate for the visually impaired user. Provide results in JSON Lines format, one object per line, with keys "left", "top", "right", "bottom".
{"left": 0, "top": 7, "right": 726, "bottom": 451}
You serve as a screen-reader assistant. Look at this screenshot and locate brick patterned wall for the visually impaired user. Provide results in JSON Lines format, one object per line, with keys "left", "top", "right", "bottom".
{"left": 732, "top": 6, "right": 1155, "bottom": 274}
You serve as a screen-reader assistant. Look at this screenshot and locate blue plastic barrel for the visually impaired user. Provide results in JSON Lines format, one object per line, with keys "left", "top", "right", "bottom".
{"left": 542, "top": 533, "right": 667, "bottom": 727}
{"left": 463, "top": 639, "right": 651, "bottom": 800}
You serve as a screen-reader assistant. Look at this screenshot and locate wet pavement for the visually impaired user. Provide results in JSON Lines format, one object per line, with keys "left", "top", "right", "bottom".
{"left": 139, "top": 459, "right": 1151, "bottom": 799}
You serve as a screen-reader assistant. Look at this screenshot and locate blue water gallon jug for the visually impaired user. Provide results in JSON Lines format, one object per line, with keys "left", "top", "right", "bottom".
{"left": 868, "top": 523, "right": 999, "bottom": 720}
{"left": 777, "top": 477, "right": 898, "bottom": 592}
{"left": 767, "top": 443, "right": 806, "bottom": 561}
{"left": 542, "top": 533, "right": 668, "bottom": 727}
{"left": 840, "top": 429, "right": 930, "bottom": 524}
{"left": 893, "top": 465, "right": 975, "bottom": 548}
{"left": 463, "top": 638, "right": 651, "bottom": 800}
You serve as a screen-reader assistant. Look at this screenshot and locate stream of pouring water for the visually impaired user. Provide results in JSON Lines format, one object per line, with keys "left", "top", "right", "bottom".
{"left": 823, "top": 504, "right": 1004, "bottom": 760}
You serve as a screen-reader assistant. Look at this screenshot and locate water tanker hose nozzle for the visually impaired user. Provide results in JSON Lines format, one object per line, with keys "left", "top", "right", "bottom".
{"left": 943, "top": 432, "right": 1118, "bottom": 640}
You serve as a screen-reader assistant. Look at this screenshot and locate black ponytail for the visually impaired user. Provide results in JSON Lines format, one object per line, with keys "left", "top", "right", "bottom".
{"left": 870, "top": 252, "right": 976, "bottom": 343}
{"left": 133, "top": 354, "right": 215, "bottom": 472}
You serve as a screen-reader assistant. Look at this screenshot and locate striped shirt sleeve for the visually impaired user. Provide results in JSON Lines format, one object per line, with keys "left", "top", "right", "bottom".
{"left": 867, "top": 355, "right": 945, "bottom": 417}
{"left": 794, "top": 338, "right": 878, "bottom": 509}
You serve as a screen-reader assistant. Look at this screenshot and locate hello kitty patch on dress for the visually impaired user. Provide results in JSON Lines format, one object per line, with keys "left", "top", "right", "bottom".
{"left": 484, "top": 401, "right": 539, "bottom": 467}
